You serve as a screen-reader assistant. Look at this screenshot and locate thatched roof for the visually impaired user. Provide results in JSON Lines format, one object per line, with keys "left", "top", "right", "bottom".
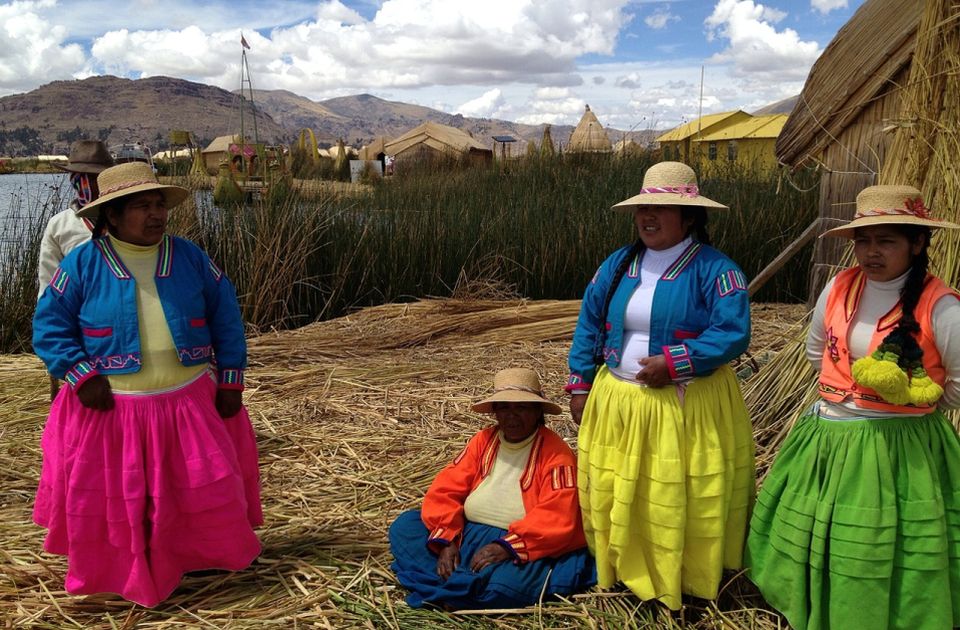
{"left": 694, "top": 114, "right": 788, "bottom": 142}
{"left": 384, "top": 122, "right": 488, "bottom": 156}
{"left": 359, "top": 135, "right": 390, "bottom": 160}
{"left": 775, "top": 0, "right": 924, "bottom": 167}
{"left": 656, "top": 111, "right": 751, "bottom": 143}
{"left": 202, "top": 135, "right": 244, "bottom": 154}
{"left": 567, "top": 105, "right": 611, "bottom": 153}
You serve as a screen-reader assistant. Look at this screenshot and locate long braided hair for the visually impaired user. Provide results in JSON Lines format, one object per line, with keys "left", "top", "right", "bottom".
{"left": 874, "top": 225, "right": 932, "bottom": 370}
{"left": 592, "top": 206, "right": 711, "bottom": 364}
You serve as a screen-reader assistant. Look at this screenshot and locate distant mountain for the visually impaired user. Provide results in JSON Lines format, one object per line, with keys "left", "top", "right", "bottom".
{"left": 0, "top": 75, "right": 661, "bottom": 157}
{"left": 0, "top": 75, "right": 290, "bottom": 156}
{"left": 752, "top": 95, "right": 798, "bottom": 116}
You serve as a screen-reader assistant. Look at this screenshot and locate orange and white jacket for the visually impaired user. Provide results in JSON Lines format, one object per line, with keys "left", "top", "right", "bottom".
{"left": 420, "top": 425, "right": 587, "bottom": 564}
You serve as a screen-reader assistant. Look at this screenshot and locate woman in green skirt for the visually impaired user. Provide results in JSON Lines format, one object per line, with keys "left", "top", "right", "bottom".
{"left": 746, "top": 184, "right": 960, "bottom": 630}
{"left": 566, "top": 161, "right": 755, "bottom": 610}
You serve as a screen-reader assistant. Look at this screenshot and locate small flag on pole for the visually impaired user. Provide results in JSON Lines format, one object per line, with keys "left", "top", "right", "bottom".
{"left": 240, "top": 33, "right": 250, "bottom": 50}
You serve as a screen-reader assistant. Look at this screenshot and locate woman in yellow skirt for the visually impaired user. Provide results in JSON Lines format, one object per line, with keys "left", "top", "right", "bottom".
{"left": 566, "top": 161, "right": 755, "bottom": 610}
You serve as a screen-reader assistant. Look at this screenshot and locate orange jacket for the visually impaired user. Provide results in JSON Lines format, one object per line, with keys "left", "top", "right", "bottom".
{"left": 420, "top": 425, "right": 587, "bottom": 563}
{"left": 819, "top": 267, "right": 958, "bottom": 413}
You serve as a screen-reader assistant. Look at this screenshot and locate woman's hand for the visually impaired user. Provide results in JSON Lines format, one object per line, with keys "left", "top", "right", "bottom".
{"left": 436, "top": 542, "right": 460, "bottom": 580}
{"left": 216, "top": 389, "right": 243, "bottom": 418}
{"left": 470, "top": 542, "right": 511, "bottom": 572}
{"left": 569, "top": 393, "right": 588, "bottom": 426}
{"left": 637, "top": 355, "right": 671, "bottom": 388}
{"left": 76, "top": 374, "right": 115, "bottom": 411}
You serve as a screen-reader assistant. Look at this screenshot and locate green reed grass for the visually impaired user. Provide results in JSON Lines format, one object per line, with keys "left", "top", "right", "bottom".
{"left": 0, "top": 152, "right": 817, "bottom": 354}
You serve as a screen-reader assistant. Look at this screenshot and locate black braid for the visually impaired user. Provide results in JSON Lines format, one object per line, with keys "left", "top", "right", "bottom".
{"left": 682, "top": 206, "right": 711, "bottom": 245}
{"left": 593, "top": 240, "right": 645, "bottom": 364}
{"left": 92, "top": 211, "right": 109, "bottom": 239}
{"left": 877, "top": 226, "right": 931, "bottom": 370}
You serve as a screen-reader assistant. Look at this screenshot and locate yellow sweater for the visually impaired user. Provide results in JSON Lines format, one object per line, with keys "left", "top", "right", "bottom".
{"left": 107, "top": 235, "right": 207, "bottom": 392}
{"left": 462, "top": 430, "right": 534, "bottom": 529}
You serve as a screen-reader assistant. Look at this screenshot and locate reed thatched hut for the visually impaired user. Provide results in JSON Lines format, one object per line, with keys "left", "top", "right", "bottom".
{"left": 384, "top": 122, "right": 492, "bottom": 170}
{"left": 567, "top": 105, "right": 612, "bottom": 153}
{"left": 774, "top": 0, "right": 929, "bottom": 296}
{"left": 201, "top": 135, "right": 244, "bottom": 175}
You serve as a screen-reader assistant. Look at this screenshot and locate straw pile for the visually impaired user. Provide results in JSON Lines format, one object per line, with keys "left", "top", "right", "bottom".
{"left": 0, "top": 298, "right": 801, "bottom": 629}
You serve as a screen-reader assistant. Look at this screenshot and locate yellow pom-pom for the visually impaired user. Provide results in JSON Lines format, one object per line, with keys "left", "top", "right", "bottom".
{"left": 852, "top": 356, "right": 911, "bottom": 405}
{"left": 908, "top": 373, "right": 943, "bottom": 406}
{"left": 851, "top": 355, "right": 878, "bottom": 383}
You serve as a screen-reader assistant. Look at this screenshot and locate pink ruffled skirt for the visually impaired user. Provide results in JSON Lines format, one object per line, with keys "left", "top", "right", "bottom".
{"left": 33, "top": 372, "right": 263, "bottom": 607}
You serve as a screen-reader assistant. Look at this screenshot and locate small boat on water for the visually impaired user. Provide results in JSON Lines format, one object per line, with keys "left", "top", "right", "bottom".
{"left": 109, "top": 142, "right": 155, "bottom": 169}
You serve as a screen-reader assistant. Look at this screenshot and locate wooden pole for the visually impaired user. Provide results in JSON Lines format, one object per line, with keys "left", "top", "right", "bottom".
{"left": 748, "top": 218, "right": 824, "bottom": 298}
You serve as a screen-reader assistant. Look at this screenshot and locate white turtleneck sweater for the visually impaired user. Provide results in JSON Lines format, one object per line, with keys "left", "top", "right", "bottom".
{"left": 807, "top": 271, "right": 960, "bottom": 418}
{"left": 609, "top": 236, "right": 694, "bottom": 383}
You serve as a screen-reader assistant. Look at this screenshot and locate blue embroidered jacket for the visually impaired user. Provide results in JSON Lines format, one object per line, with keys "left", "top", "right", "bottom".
{"left": 566, "top": 241, "right": 750, "bottom": 391}
{"left": 33, "top": 234, "right": 247, "bottom": 391}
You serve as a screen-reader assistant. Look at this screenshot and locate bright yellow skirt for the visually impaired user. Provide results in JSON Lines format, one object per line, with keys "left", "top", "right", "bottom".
{"left": 577, "top": 365, "right": 755, "bottom": 609}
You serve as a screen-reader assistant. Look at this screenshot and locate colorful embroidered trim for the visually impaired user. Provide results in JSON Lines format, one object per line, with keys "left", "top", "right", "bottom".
{"left": 520, "top": 434, "right": 543, "bottom": 491}
{"left": 665, "top": 344, "right": 693, "bottom": 377}
{"left": 501, "top": 533, "right": 529, "bottom": 562}
{"left": 845, "top": 270, "right": 866, "bottom": 322}
{"left": 453, "top": 444, "right": 468, "bottom": 466}
{"left": 564, "top": 373, "right": 592, "bottom": 392}
{"left": 661, "top": 242, "right": 702, "bottom": 281}
{"left": 551, "top": 465, "right": 576, "bottom": 491}
{"left": 89, "top": 353, "right": 141, "bottom": 370}
{"left": 877, "top": 304, "right": 903, "bottom": 332}
{"left": 209, "top": 259, "right": 223, "bottom": 282}
{"left": 590, "top": 266, "right": 601, "bottom": 285}
{"left": 64, "top": 361, "right": 95, "bottom": 388}
{"left": 602, "top": 347, "right": 620, "bottom": 363}
{"left": 716, "top": 269, "right": 747, "bottom": 297}
{"left": 479, "top": 435, "right": 499, "bottom": 478}
{"left": 626, "top": 253, "right": 640, "bottom": 279}
{"left": 49, "top": 267, "right": 69, "bottom": 294}
{"left": 155, "top": 235, "right": 173, "bottom": 278}
{"left": 428, "top": 527, "right": 448, "bottom": 542}
{"left": 94, "top": 238, "right": 132, "bottom": 279}
{"left": 218, "top": 368, "right": 244, "bottom": 387}
{"left": 178, "top": 345, "right": 213, "bottom": 362}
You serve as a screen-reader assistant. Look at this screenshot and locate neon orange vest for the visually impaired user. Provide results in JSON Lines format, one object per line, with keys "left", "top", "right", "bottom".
{"left": 819, "top": 268, "right": 958, "bottom": 413}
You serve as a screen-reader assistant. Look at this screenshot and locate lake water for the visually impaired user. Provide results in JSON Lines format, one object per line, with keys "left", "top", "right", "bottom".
{"left": 0, "top": 173, "right": 72, "bottom": 234}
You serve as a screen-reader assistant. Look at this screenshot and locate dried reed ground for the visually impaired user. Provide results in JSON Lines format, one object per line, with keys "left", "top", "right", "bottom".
{"left": 0, "top": 299, "right": 804, "bottom": 629}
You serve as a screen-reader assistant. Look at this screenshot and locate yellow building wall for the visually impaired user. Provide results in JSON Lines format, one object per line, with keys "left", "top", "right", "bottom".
{"left": 697, "top": 137, "right": 779, "bottom": 175}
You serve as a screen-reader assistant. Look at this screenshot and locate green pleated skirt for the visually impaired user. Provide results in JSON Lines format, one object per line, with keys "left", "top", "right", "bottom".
{"left": 745, "top": 408, "right": 960, "bottom": 630}
{"left": 577, "top": 366, "right": 755, "bottom": 610}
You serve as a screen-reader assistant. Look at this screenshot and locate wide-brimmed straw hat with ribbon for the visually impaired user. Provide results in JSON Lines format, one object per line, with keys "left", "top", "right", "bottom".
{"left": 612, "top": 161, "right": 728, "bottom": 211}
{"left": 54, "top": 140, "right": 115, "bottom": 174}
{"left": 471, "top": 368, "right": 562, "bottom": 415}
{"left": 821, "top": 185, "right": 960, "bottom": 239}
{"left": 76, "top": 161, "right": 190, "bottom": 219}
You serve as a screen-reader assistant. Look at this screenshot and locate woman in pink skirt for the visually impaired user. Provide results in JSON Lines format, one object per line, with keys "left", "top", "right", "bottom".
{"left": 32, "top": 162, "right": 262, "bottom": 607}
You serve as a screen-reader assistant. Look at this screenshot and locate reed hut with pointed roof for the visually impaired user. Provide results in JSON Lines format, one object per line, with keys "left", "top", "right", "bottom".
{"left": 201, "top": 134, "right": 245, "bottom": 175}
{"left": 774, "top": 0, "right": 930, "bottom": 296}
{"left": 384, "top": 122, "right": 492, "bottom": 170}
{"left": 359, "top": 136, "right": 390, "bottom": 161}
{"left": 567, "top": 105, "right": 612, "bottom": 153}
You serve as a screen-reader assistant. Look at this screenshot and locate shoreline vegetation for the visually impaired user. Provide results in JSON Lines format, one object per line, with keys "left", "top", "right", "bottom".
{"left": 1, "top": 151, "right": 817, "bottom": 355}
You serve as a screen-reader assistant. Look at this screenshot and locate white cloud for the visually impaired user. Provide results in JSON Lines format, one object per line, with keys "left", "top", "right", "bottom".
{"left": 644, "top": 8, "right": 678, "bottom": 30}
{"left": 811, "top": 0, "right": 848, "bottom": 14}
{"left": 0, "top": 0, "right": 87, "bottom": 94}
{"left": 455, "top": 88, "right": 505, "bottom": 118}
{"left": 704, "top": 0, "right": 821, "bottom": 84}
{"left": 615, "top": 71, "right": 642, "bottom": 89}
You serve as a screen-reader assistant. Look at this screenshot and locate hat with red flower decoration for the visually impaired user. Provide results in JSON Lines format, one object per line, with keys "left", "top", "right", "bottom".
{"left": 822, "top": 185, "right": 959, "bottom": 239}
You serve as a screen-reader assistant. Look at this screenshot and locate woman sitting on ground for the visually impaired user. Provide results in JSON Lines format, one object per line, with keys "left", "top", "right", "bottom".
{"left": 389, "top": 368, "right": 596, "bottom": 610}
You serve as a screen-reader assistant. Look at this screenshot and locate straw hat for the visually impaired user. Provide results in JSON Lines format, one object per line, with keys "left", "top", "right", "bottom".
{"left": 822, "top": 185, "right": 960, "bottom": 239}
{"left": 54, "top": 140, "right": 114, "bottom": 174}
{"left": 471, "top": 368, "right": 562, "bottom": 415}
{"left": 612, "top": 161, "right": 727, "bottom": 211}
{"left": 76, "top": 161, "right": 190, "bottom": 219}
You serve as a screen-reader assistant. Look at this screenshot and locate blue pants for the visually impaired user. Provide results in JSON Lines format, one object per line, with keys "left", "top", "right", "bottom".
{"left": 389, "top": 510, "right": 596, "bottom": 609}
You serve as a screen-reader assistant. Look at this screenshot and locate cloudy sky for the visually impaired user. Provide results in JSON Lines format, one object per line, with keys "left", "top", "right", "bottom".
{"left": 1, "top": 0, "right": 864, "bottom": 130}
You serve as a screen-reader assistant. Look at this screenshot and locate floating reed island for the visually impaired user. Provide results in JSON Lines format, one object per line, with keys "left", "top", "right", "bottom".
{"left": 0, "top": 297, "right": 802, "bottom": 629}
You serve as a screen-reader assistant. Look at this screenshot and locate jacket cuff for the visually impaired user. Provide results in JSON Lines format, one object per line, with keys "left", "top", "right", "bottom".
{"left": 64, "top": 360, "right": 99, "bottom": 390}
{"left": 427, "top": 526, "right": 459, "bottom": 554}
{"left": 564, "top": 373, "right": 592, "bottom": 393}
{"left": 217, "top": 368, "right": 245, "bottom": 391}
{"left": 662, "top": 344, "right": 693, "bottom": 380}
{"left": 498, "top": 533, "right": 529, "bottom": 563}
